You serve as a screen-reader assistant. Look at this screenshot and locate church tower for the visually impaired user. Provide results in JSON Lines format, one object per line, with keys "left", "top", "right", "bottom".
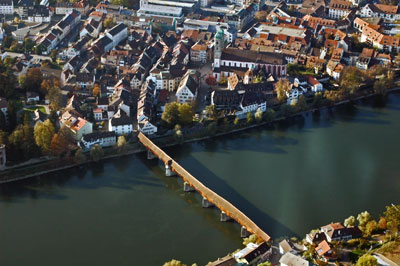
{"left": 213, "top": 29, "right": 224, "bottom": 68}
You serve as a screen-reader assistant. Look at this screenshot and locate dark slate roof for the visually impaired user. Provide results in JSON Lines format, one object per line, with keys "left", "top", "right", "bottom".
{"left": 28, "top": 5, "right": 49, "bottom": 17}
{"left": 82, "top": 131, "right": 116, "bottom": 142}
{"left": 110, "top": 115, "right": 132, "bottom": 126}
{"left": 221, "top": 47, "right": 287, "bottom": 65}
{"left": 243, "top": 242, "right": 270, "bottom": 263}
{"left": 0, "top": 0, "right": 12, "bottom": 5}
{"left": 18, "top": 0, "right": 33, "bottom": 6}
{"left": 108, "top": 23, "right": 127, "bottom": 37}
{"left": 97, "top": 97, "right": 109, "bottom": 105}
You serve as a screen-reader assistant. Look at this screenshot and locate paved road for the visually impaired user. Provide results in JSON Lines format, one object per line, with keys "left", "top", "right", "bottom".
{"left": 5, "top": 52, "right": 51, "bottom": 61}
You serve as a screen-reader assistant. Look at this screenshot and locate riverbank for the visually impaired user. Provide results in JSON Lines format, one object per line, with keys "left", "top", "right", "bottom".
{"left": 1, "top": 88, "right": 399, "bottom": 184}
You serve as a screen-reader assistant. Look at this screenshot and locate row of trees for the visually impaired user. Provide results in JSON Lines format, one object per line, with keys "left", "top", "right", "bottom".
{"left": 162, "top": 102, "right": 194, "bottom": 128}
{"left": 344, "top": 204, "right": 400, "bottom": 238}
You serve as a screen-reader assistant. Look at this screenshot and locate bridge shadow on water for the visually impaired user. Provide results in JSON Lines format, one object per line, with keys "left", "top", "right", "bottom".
{"left": 161, "top": 144, "right": 298, "bottom": 239}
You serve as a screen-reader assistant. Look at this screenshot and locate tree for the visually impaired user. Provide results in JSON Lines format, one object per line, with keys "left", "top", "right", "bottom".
{"left": 206, "top": 121, "right": 217, "bottom": 136}
{"left": 356, "top": 254, "right": 377, "bottom": 266}
{"left": 384, "top": 204, "right": 400, "bottom": 226}
{"left": 162, "top": 102, "right": 180, "bottom": 126}
{"left": 23, "top": 68, "right": 43, "bottom": 95}
{"left": 8, "top": 124, "right": 40, "bottom": 161}
{"left": 50, "top": 49, "right": 58, "bottom": 62}
{"left": 92, "top": 84, "right": 101, "bottom": 97}
{"left": 34, "top": 119, "right": 55, "bottom": 153}
{"left": 275, "top": 79, "right": 291, "bottom": 102}
{"left": 340, "top": 67, "right": 363, "bottom": 96}
{"left": 263, "top": 109, "right": 275, "bottom": 122}
{"left": 163, "top": 259, "right": 187, "bottom": 266}
{"left": 46, "top": 86, "right": 62, "bottom": 111}
{"left": 0, "top": 130, "right": 8, "bottom": 144}
{"left": 205, "top": 105, "right": 218, "bottom": 120}
{"left": 296, "top": 95, "right": 308, "bottom": 112}
{"left": 312, "top": 92, "right": 324, "bottom": 108}
{"left": 50, "top": 126, "right": 75, "bottom": 156}
{"left": 344, "top": 216, "right": 356, "bottom": 227}
{"left": 104, "top": 17, "right": 116, "bottom": 29}
{"left": 116, "top": 135, "right": 128, "bottom": 154}
{"left": 178, "top": 103, "right": 194, "bottom": 125}
{"left": 279, "top": 104, "right": 294, "bottom": 117}
{"left": 234, "top": 116, "right": 240, "bottom": 127}
{"left": 174, "top": 124, "right": 184, "bottom": 144}
{"left": 74, "top": 148, "right": 87, "bottom": 164}
{"left": 357, "top": 211, "right": 372, "bottom": 228}
{"left": 258, "top": 262, "right": 272, "bottom": 266}
{"left": 90, "top": 144, "right": 104, "bottom": 162}
{"left": 0, "top": 111, "right": 6, "bottom": 131}
{"left": 24, "top": 38, "right": 35, "bottom": 52}
{"left": 246, "top": 112, "right": 253, "bottom": 124}
{"left": 365, "top": 220, "right": 377, "bottom": 236}
{"left": 254, "top": 108, "right": 263, "bottom": 123}
{"left": 378, "top": 217, "right": 387, "bottom": 230}
{"left": 254, "top": 11, "right": 267, "bottom": 22}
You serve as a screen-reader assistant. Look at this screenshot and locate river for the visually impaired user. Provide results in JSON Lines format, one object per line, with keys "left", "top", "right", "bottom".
{"left": 0, "top": 94, "right": 399, "bottom": 266}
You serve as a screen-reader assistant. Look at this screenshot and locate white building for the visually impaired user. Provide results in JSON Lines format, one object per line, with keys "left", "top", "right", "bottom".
{"left": 328, "top": 0, "right": 353, "bottom": 20}
{"left": 108, "top": 116, "right": 133, "bottom": 135}
{"left": 138, "top": 119, "right": 157, "bottom": 135}
{"left": 0, "top": 0, "right": 13, "bottom": 14}
{"left": 176, "top": 71, "right": 199, "bottom": 104}
{"left": 27, "top": 6, "right": 51, "bottom": 23}
{"left": 105, "top": 23, "right": 128, "bottom": 48}
{"left": 79, "top": 131, "right": 117, "bottom": 150}
{"left": 360, "top": 4, "right": 400, "bottom": 22}
{"left": 279, "top": 252, "right": 309, "bottom": 266}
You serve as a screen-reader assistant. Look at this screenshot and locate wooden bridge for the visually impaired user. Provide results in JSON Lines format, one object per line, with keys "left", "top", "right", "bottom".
{"left": 138, "top": 132, "right": 271, "bottom": 243}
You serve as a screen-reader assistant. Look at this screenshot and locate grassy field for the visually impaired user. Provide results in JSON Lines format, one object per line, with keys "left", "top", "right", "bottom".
{"left": 375, "top": 241, "right": 400, "bottom": 265}
{"left": 24, "top": 106, "right": 46, "bottom": 114}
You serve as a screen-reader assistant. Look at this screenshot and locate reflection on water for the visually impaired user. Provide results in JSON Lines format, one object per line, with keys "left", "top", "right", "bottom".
{"left": 0, "top": 94, "right": 399, "bottom": 266}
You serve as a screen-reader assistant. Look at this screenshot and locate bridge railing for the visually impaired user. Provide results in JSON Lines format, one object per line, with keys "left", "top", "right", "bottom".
{"left": 138, "top": 132, "right": 271, "bottom": 243}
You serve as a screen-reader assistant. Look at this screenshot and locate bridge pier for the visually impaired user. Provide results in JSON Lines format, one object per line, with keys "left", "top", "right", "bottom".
{"left": 202, "top": 197, "right": 214, "bottom": 208}
{"left": 165, "top": 161, "right": 175, "bottom": 177}
{"left": 241, "top": 226, "right": 251, "bottom": 238}
{"left": 220, "top": 211, "right": 232, "bottom": 222}
{"left": 147, "top": 150, "right": 157, "bottom": 160}
{"left": 183, "top": 182, "right": 195, "bottom": 192}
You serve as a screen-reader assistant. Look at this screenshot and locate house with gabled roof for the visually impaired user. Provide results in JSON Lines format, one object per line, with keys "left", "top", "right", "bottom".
{"left": 176, "top": 70, "right": 199, "bottom": 104}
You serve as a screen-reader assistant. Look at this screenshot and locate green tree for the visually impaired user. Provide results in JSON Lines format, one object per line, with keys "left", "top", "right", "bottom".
{"left": 344, "top": 216, "right": 356, "bottom": 227}
{"left": 74, "top": 148, "right": 87, "bottom": 164}
{"left": 163, "top": 259, "right": 187, "bottom": 266}
{"left": 356, "top": 254, "right": 377, "bottom": 266}
{"left": 312, "top": 92, "right": 324, "bottom": 108}
{"left": 50, "top": 49, "right": 58, "bottom": 62}
{"left": 0, "top": 130, "right": 8, "bottom": 144}
{"left": 384, "top": 205, "right": 400, "bottom": 226}
{"left": 178, "top": 103, "right": 194, "bottom": 125}
{"left": 279, "top": 104, "right": 294, "bottom": 117}
{"left": 365, "top": 220, "right": 377, "bottom": 236}
{"left": 116, "top": 135, "right": 128, "bottom": 154}
{"left": 246, "top": 112, "right": 253, "bottom": 124}
{"left": 275, "top": 79, "right": 291, "bottom": 102}
{"left": 162, "top": 102, "right": 180, "bottom": 126}
{"left": 23, "top": 68, "right": 43, "bottom": 95}
{"left": 8, "top": 124, "right": 40, "bottom": 161}
{"left": 258, "top": 262, "right": 272, "bottom": 266}
{"left": 254, "top": 108, "right": 263, "bottom": 123}
{"left": 104, "top": 17, "right": 116, "bottom": 29}
{"left": 340, "top": 67, "right": 363, "bottom": 96}
{"left": 90, "top": 144, "right": 104, "bottom": 162}
{"left": 234, "top": 116, "right": 240, "bottom": 127}
{"left": 7, "top": 100, "right": 20, "bottom": 131}
{"left": 174, "top": 124, "right": 184, "bottom": 144}
{"left": 205, "top": 105, "right": 218, "bottom": 120}
{"left": 243, "top": 234, "right": 258, "bottom": 246}
{"left": 296, "top": 95, "right": 308, "bottom": 112}
{"left": 263, "top": 109, "right": 275, "bottom": 122}
{"left": 46, "top": 86, "right": 62, "bottom": 111}
{"left": 357, "top": 211, "right": 372, "bottom": 228}
{"left": 34, "top": 119, "right": 55, "bottom": 153}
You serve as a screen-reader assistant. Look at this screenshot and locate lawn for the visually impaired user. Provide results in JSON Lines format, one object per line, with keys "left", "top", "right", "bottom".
{"left": 375, "top": 241, "right": 400, "bottom": 265}
{"left": 24, "top": 106, "right": 46, "bottom": 114}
